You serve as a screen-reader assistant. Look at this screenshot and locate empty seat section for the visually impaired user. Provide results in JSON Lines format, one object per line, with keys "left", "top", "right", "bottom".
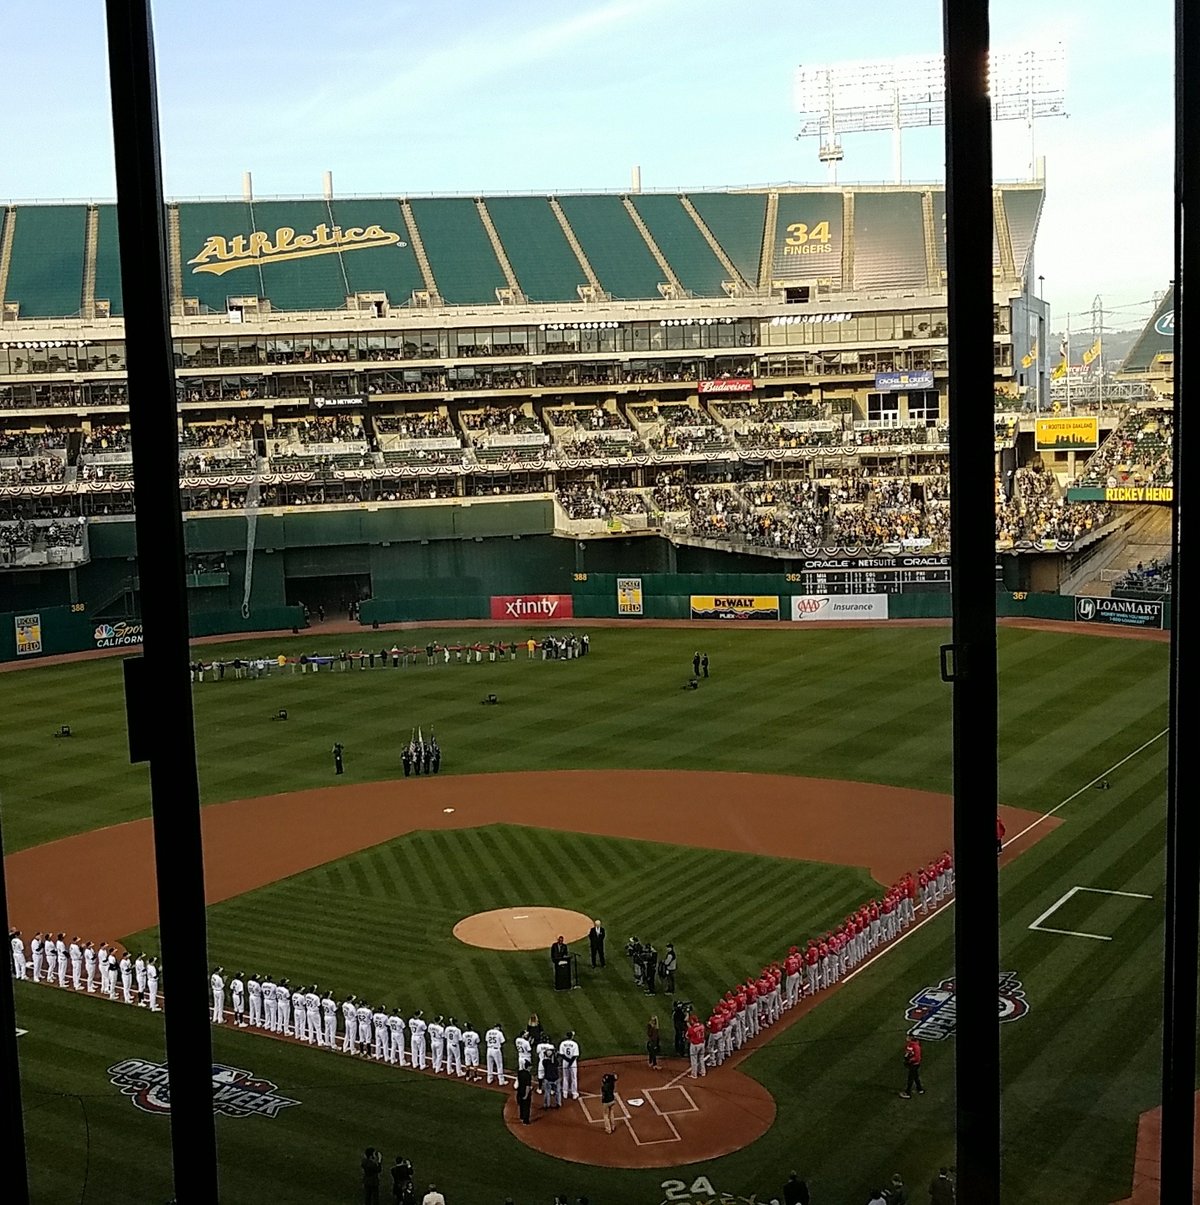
{"left": 177, "top": 202, "right": 255, "bottom": 312}
{"left": 556, "top": 195, "right": 663, "bottom": 300}
{"left": 406, "top": 198, "right": 507, "bottom": 305}
{"left": 852, "top": 193, "right": 925, "bottom": 291}
{"left": 484, "top": 196, "right": 584, "bottom": 302}
{"left": 252, "top": 201, "right": 348, "bottom": 311}
{"left": 3, "top": 205, "right": 88, "bottom": 317}
{"left": 930, "top": 190, "right": 1000, "bottom": 274}
{"left": 770, "top": 193, "right": 843, "bottom": 287}
{"left": 687, "top": 192, "right": 768, "bottom": 286}
{"left": 629, "top": 195, "right": 728, "bottom": 297}
{"left": 93, "top": 205, "right": 124, "bottom": 316}
{"left": 333, "top": 199, "right": 425, "bottom": 305}
{"left": 1002, "top": 187, "right": 1044, "bottom": 278}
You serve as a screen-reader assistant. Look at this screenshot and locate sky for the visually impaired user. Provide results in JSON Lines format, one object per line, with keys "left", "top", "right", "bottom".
{"left": 0, "top": 0, "right": 1173, "bottom": 329}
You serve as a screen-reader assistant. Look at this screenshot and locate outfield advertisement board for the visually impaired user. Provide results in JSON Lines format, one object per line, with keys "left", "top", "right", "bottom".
{"left": 14, "top": 613, "right": 42, "bottom": 656}
{"left": 1074, "top": 596, "right": 1164, "bottom": 629}
{"left": 616, "top": 577, "right": 643, "bottom": 615}
{"left": 690, "top": 595, "right": 780, "bottom": 621}
{"left": 1035, "top": 416, "right": 1100, "bottom": 451}
{"left": 489, "top": 594, "right": 573, "bottom": 621}
{"left": 874, "top": 370, "right": 935, "bottom": 391}
{"left": 791, "top": 594, "right": 889, "bottom": 621}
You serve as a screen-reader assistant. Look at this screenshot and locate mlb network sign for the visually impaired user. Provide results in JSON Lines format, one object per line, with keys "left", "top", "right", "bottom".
{"left": 489, "top": 594, "right": 574, "bottom": 621}
{"left": 791, "top": 594, "right": 889, "bottom": 621}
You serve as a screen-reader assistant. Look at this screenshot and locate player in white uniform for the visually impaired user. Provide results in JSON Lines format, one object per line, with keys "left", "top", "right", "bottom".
{"left": 292, "top": 982, "right": 306, "bottom": 1041}
{"left": 120, "top": 953, "right": 134, "bottom": 1004}
{"left": 443, "top": 1018, "right": 463, "bottom": 1077}
{"left": 515, "top": 1030, "right": 532, "bottom": 1072}
{"left": 306, "top": 988, "right": 321, "bottom": 1044}
{"left": 10, "top": 931, "right": 26, "bottom": 980}
{"left": 341, "top": 995, "right": 358, "bottom": 1055}
{"left": 210, "top": 967, "right": 226, "bottom": 1024}
{"left": 387, "top": 1009, "right": 405, "bottom": 1065}
{"left": 485, "top": 1023, "right": 506, "bottom": 1085}
{"left": 277, "top": 980, "right": 292, "bottom": 1037}
{"left": 134, "top": 952, "right": 146, "bottom": 1001}
{"left": 30, "top": 933, "right": 44, "bottom": 982}
{"left": 70, "top": 939, "right": 83, "bottom": 991}
{"left": 83, "top": 942, "right": 96, "bottom": 992}
{"left": 231, "top": 974, "right": 246, "bottom": 1027}
{"left": 462, "top": 1022, "right": 481, "bottom": 1082}
{"left": 408, "top": 1011, "right": 427, "bottom": 1070}
{"left": 55, "top": 935, "right": 68, "bottom": 988}
{"left": 357, "top": 1002, "right": 373, "bottom": 1055}
{"left": 146, "top": 957, "right": 160, "bottom": 1011}
{"left": 263, "top": 977, "right": 278, "bottom": 1032}
{"left": 428, "top": 1016, "right": 445, "bottom": 1073}
{"left": 558, "top": 1032, "right": 580, "bottom": 1100}
{"left": 105, "top": 949, "right": 119, "bottom": 1000}
{"left": 370, "top": 1006, "right": 387, "bottom": 1060}
{"left": 535, "top": 1038, "right": 555, "bottom": 1091}
{"left": 322, "top": 991, "right": 338, "bottom": 1048}
{"left": 45, "top": 935, "right": 58, "bottom": 985}
{"left": 248, "top": 975, "right": 263, "bottom": 1027}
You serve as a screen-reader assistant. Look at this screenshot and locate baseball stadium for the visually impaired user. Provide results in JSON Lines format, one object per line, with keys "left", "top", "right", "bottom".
{"left": 0, "top": 55, "right": 1186, "bottom": 1205}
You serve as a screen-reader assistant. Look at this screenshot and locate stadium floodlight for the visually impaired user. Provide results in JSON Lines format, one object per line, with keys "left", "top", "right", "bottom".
{"left": 795, "top": 45, "right": 1067, "bottom": 182}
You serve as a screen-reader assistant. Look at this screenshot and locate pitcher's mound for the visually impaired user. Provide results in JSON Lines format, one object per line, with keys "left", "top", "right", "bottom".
{"left": 454, "top": 906, "right": 592, "bottom": 951}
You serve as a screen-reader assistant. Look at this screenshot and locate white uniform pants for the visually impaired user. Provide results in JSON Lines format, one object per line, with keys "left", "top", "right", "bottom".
{"left": 72, "top": 959, "right": 82, "bottom": 990}
{"left": 307, "top": 1009, "right": 320, "bottom": 1043}
{"left": 58, "top": 959, "right": 68, "bottom": 989}
{"left": 278, "top": 999, "right": 291, "bottom": 1035}
{"left": 147, "top": 979, "right": 159, "bottom": 1011}
{"left": 486, "top": 1048, "right": 504, "bottom": 1083}
{"left": 343, "top": 1019, "right": 357, "bottom": 1055}
{"left": 786, "top": 973, "right": 800, "bottom": 1008}
{"left": 13, "top": 954, "right": 27, "bottom": 980}
{"left": 212, "top": 990, "right": 225, "bottom": 1023}
{"left": 32, "top": 952, "right": 43, "bottom": 981}
{"left": 250, "top": 995, "right": 262, "bottom": 1026}
{"left": 374, "top": 1029, "right": 387, "bottom": 1060}
{"left": 412, "top": 1035, "right": 427, "bottom": 1070}
{"left": 324, "top": 1015, "right": 337, "bottom": 1048}
{"left": 431, "top": 1039, "right": 444, "bottom": 1073}
{"left": 690, "top": 1043, "right": 706, "bottom": 1077}
{"left": 293, "top": 1005, "right": 306, "bottom": 1041}
{"left": 445, "top": 1045, "right": 462, "bottom": 1077}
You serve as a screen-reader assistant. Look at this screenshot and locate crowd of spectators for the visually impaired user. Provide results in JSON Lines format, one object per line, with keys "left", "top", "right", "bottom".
{"left": 559, "top": 433, "right": 645, "bottom": 459}
{"left": 1113, "top": 557, "right": 1172, "bottom": 597}
{"left": 0, "top": 457, "right": 67, "bottom": 485}
{"left": 557, "top": 483, "right": 613, "bottom": 520}
{"left": 375, "top": 413, "right": 457, "bottom": 440}
{"left": 1078, "top": 408, "right": 1174, "bottom": 488}
{"left": 461, "top": 406, "right": 544, "bottom": 435}
{"left": 180, "top": 451, "right": 258, "bottom": 477}
{"left": 79, "top": 425, "right": 132, "bottom": 454}
{"left": 0, "top": 431, "right": 67, "bottom": 456}
{"left": 736, "top": 426, "right": 840, "bottom": 452}
{"left": 545, "top": 405, "right": 627, "bottom": 432}
{"left": 274, "top": 416, "right": 367, "bottom": 447}
{"left": 995, "top": 496, "right": 1112, "bottom": 546}
{"left": 180, "top": 419, "right": 256, "bottom": 448}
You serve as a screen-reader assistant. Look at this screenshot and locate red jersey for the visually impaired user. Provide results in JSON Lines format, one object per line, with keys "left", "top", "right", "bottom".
{"left": 706, "top": 1014, "right": 724, "bottom": 1037}
{"left": 757, "top": 975, "right": 771, "bottom": 997}
{"left": 745, "top": 982, "right": 758, "bottom": 1003}
{"left": 882, "top": 896, "right": 895, "bottom": 914}
{"left": 805, "top": 946, "right": 819, "bottom": 967}
{"left": 906, "top": 876, "right": 919, "bottom": 900}
{"left": 904, "top": 1037, "right": 922, "bottom": 1066}
{"left": 785, "top": 953, "right": 801, "bottom": 975}
{"left": 735, "top": 990, "right": 747, "bottom": 1012}
{"left": 687, "top": 1021, "right": 706, "bottom": 1045}
{"left": 869, "top": 901, "right": 880, "bottom": 922}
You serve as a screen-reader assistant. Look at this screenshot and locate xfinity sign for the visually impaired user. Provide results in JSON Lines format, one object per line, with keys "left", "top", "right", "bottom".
{"left": 489, "top": 594, "right": 574, "bottom": 621}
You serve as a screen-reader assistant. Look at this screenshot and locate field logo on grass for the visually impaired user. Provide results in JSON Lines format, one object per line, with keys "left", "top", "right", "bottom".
{"left": 905, "top": 970, "right": 1029, "bottom": 1040}
{"left": 108, "top": 1058, "right": 300, "bottom": 1118}
{"left": 93, "top": 620, "right": 144, "bottom": 649}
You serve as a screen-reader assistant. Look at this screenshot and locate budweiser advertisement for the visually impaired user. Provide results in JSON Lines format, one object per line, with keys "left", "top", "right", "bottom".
{"left": 489, "top": 594, "right": 574, "bottom": 621}
{"left": 697, "top": 377, "right": 754, "bottom": 394}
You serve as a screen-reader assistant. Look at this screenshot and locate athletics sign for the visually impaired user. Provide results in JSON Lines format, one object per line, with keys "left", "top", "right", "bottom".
{"left": 108, "top": 1059, "right": 299, "bottom": 1118}
{"left": 1074, "top": 596, "right": 1164, "bottom": 629}
{"left": 188, "top": 223, "right": 406, "bottom": 277}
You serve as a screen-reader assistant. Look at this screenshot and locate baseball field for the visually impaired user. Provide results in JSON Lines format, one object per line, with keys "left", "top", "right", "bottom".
{"left": 0, "top": 620, "right": 1176, "bottom": 1204}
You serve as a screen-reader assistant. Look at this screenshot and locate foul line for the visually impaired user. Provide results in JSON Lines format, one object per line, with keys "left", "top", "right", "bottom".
{"left": 1028, "top": 885, "right": 1154, "bottom": 941}
{"left": 1003, "top": 727, "right": 1168, "bottom": 850}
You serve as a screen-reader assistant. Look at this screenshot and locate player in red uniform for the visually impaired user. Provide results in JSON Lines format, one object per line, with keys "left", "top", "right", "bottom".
{"left": 804, "top": 942, "right": 821, "bottom": 994}
{"left": 687, "top": 1016, "right": 707, "bottom": 1077}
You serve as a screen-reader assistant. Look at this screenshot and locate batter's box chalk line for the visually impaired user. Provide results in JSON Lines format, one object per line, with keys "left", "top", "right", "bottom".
{"left": 576, "top": 1086, "right": 697, "bottom": 1145}
{"left": 1027, "top": 885, "right": 1153, "bottom": 941}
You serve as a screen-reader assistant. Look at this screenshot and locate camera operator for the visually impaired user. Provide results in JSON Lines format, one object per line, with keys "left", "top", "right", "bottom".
{"left": 672, "top": 999, "right": 692, "bottom": 1056}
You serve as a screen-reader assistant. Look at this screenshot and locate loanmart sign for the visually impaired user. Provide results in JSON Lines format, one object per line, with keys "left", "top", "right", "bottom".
{"left": 1074, "top": 596, "right": 1164, "bottom": 629}
{"left": 188, "top": 223, "right": 406, "bottom": 277}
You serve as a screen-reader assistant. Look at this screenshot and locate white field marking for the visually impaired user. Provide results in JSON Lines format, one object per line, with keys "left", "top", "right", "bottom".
{"left": 1003, "top": 727, "right": 1169, "bottom": 850}
{"left": 442, "top": 807, "right": 455, "bottom": 814}
{"left": 512, "top": 914, "right": 529, "bottom": 920}
{"left": 577, "top": 1091, "right": 681, "bottom": 1145}
{"left": 1028, "top": 885, "right": 1154, "bottom": 941}
{"left": 15, "top": 1028, "right": 28, "bottom": 1037}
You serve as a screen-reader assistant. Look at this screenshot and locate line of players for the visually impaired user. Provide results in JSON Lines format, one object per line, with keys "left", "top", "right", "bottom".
{"left": 9, "top": 930, "right": 161, "bottom": 1009}
{"left": 207, "top": 967, "right": 580, "bottom": 1094}
{"left": 685, "top": 854, "right": 954, "bottom": 1077}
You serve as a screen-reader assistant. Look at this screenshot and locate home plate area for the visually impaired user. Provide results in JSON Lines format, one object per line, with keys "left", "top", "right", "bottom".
{"left": 503, "top": 1055, "right": 776, "bottom": 1169}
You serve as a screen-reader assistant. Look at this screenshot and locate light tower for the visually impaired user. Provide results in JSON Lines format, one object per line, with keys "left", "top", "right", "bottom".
{"left": 795, "top": 46, "right": 1067, "bottom": 183}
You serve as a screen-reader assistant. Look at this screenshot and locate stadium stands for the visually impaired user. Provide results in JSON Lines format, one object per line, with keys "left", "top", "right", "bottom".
{"left": 406, "top": 198, "right": 508, "bottom": 305}
{"left": 483, "top": 196, "right": 587, "bottom": 303}
{"left": 628, "top": 195, "right": 730, "bottom": 297}
{"left": 686, "top": 192, "right": 768, "bottom": 287}
{"left": 556, "top": 195, "right": 664, "bottom": 299}
{"left": 852, "top": 193, "right": 926, "bottom": 292}
{"left": 93, "top": 206, "right": 125, "bottom": 317}
{"left": 332, "top": 199, "right": 426, "bottom": 305}
{"left": 2, "top": 205, "right": 88, "bottom": 318}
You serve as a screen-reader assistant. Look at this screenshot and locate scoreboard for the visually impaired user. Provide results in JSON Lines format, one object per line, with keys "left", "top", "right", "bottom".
{"left": 784, "top": 553, "right": 952, "bottom": 596}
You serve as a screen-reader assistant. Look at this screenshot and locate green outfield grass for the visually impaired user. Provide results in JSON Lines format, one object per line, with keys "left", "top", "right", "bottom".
{"left": 2, "top": 624, "right": 1177, "bottom": 1204}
